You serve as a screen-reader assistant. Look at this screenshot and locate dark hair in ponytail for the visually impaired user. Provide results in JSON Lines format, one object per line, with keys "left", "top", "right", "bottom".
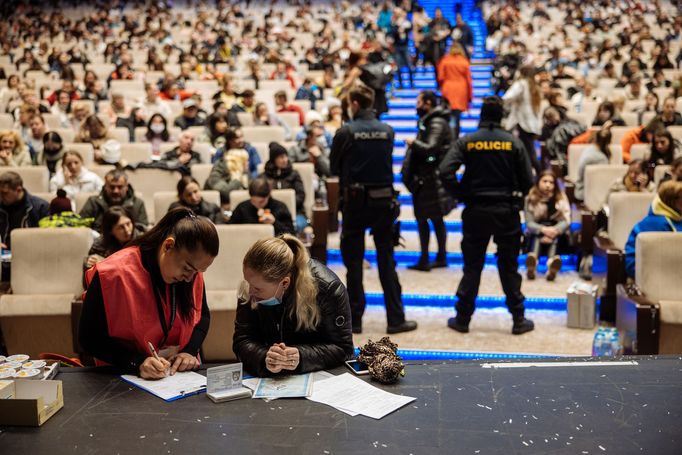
{"left": 128, "top": 207, "right": 219, "bottom": 321}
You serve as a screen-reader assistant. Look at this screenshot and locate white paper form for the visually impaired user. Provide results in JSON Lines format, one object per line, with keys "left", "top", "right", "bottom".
{"left": 121, "top": 371, "right": 207, "bottom": 402}
{"left": 307, "top": 373, "right": 416, "bottom": 419}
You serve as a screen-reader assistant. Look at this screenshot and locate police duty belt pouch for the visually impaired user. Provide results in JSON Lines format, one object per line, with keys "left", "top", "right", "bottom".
{"left": 366, "top": 186, "right": 394, "bottom": 209}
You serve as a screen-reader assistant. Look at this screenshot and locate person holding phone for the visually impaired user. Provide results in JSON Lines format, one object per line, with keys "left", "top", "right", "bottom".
{"left": 79, "top": 207, "right": 219, "bottom": 379}
{"left": 233, "top": 234, "right": 354, "bottom": 377}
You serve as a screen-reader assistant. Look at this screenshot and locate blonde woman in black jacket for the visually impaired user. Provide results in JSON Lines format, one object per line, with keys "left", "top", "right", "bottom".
{"left": 233, "top": 234, "right": 353, "bottom": 377}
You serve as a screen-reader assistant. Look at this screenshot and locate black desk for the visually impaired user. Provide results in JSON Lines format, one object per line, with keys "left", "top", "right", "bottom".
{"left": 1, "top": 357, "right": 680, "bottom": 454}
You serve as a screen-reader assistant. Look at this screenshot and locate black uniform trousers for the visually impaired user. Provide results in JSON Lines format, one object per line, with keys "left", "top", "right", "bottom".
{"left": 340, "top": 193, "right": 405, "bottom": 328}
{"left": 455, "top": 202, "right": 526, "bottom": 321}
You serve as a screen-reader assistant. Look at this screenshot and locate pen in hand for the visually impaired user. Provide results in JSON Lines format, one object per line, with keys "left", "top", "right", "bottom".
{"left": 147, "top": 341, "right": 170, "bottom": 377}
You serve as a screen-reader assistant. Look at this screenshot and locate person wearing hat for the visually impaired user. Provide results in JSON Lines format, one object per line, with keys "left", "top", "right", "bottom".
{"left": 260, "top": 142, "right": 307, "bottom": 231}
{"left": 97, "top": 139, "right": 124, "bottom": 167}
{"left": 173, "top": 97, "right": 207, "bottom": 130}
{"left": 439, "top": 96, "right": 534, "bottom": 335}
{"left": 79, "top": 169, "right": 149, "bottom": 233}
{"left": 229, "top": 89, "right": 256, "bottom": 114}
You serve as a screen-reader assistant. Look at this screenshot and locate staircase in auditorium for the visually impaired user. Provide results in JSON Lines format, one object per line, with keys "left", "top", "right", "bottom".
{"left": 327, "top": 0, "right": 579, "bottom": 327}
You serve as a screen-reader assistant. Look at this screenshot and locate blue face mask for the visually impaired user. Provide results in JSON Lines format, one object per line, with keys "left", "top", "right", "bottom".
{"left": 255, "top": 283, "right": 283, "bottom": 307}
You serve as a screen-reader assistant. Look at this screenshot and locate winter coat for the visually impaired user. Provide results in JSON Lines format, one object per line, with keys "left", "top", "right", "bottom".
{"left": 288, "top": 140, "right": 331, "bottom": 178}
{"left": 233, "top": 259, "right": 354, "bottom": 377}
{"left": 401, "top": 106, "right": 454, "bottom": 218}
{"left": 79, "top": 186, "right": 149, "bottom": 233}
{"left": 168, "top": 199, "right": 224, "bottom": 224}
{"left": 204, "top": 158, "right": 246, "bottom": 205}
{"left": 0, "top": 191, "right": 50, "bottom": 248}
{"left": 503, "top": 79, "right": 542, "bottom": 135}
{"left": 625, "top": 196, "right": 682, "bottom": 277}
{"left": 545, "top": 118, "right": 587, "bottom": 165}
{"left": 261, "top": 161, "right": 305, "bottom": 214}
{"left": 49, "top": 168, "right": 104, "bottom": 200}
{"left": 437, "top": 54, "right": 473, "bottom": 111}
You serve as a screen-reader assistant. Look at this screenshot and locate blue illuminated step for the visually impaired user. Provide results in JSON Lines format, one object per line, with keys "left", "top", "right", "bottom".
{"left": 326, "top": 249, "right": 578, "bottom": 270}
{"left": 364, "top": 292, "right": 582, "bottom": 312}
{"left": 391, "top": 220, "right": 582, "bottom": 232}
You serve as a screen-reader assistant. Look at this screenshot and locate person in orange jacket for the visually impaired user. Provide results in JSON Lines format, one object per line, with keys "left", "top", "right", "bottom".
{"left": 437, "top": 43, "right": 473, "bottom": 138}
{"left": 621, "top": 119, "right": 664, "bottom": 162}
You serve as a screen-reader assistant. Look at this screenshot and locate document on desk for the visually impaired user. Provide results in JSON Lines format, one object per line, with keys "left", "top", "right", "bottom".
{"left": 252, "top": 373, "right": 313, "bottom": 398}
{"left": 121, "top": 371, "right": 207, "bottom": 402}
{"left": 308, "top": 373, "right": 415, "bottom": 419}
{"left": 244, "top": 371, "right": 333, "bottom": 401}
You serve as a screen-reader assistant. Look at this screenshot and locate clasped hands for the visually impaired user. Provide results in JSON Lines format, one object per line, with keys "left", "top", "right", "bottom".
{"left": 265, "top": 343, "right": 300, "bottom": 373}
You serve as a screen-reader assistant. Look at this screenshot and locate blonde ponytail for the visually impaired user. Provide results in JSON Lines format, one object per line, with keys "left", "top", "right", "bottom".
{"left": 243, "top": 234, "right": 320, "bottom": 331}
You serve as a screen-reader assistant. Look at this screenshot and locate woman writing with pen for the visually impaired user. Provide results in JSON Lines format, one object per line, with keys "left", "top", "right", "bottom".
{"left": 79, "top": 207, "right": 219, "bottom": 379}
{"left": 233, "top": 235, "right": 354, "bottom": 377}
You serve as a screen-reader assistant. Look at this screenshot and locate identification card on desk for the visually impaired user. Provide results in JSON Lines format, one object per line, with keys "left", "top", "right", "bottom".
{"left": 206, "top": 363, "right": 252, "bottom": 403}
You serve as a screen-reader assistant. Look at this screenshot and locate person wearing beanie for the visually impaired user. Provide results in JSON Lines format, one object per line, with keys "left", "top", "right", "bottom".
{"left": 260, "top": 142, "right": 307, "bottom": 231}
{"left": 49, "top": 189, "right": 72, "bottom": 215}
{"left": 439, "top": 96, "right": 535, "bottom": 335}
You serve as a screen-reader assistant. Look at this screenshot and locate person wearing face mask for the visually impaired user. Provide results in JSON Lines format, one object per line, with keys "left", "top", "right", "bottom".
{"left": 168, "top": 176, "right": 223, "bottom": 224}
{"left": 330, "top": 85, "right": 417, "bottom": 335}
{"left": 402, "top": 90, "right": 454, "bottom": 272}
{"left": 288, "top": 123, "right": 331, "bottom": 178}
{"left": 49, "top": 150, "right": 104, "bottom": 200}
{"left": 233, "top": 234, "right": 353, "bottom": 377}
{"left": 80, "top": 208, "right": 219, "bottom": 378}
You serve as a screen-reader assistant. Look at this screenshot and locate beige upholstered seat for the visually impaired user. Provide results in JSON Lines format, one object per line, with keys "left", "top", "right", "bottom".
{"left": 13, "top": 167, "right": 50, "bottom": 193}
{"left": 0, "top": 228, "right": 93, "bottom": 358}
{"left": 229, "top": 188, "right": 296, "bottom": 218}
{"left": 293, "top": 162, "right": 315, "bottom": 219}
{"left": 241, "top": 126, "right": 286, "bottom": 144}
{"left": 120, "top": 143, "right": 152, "bottom": 163}
{"left": 51, "top": 128, "right": 76, "bottom": 143}
{"left": 152, "top": 190, "right": 220, "bottom": 222}
{"left": 583, "top": 164, "right": 629, "bottom": 212}
{"left": 73, "top": 192, "right": 99, "bottom": 213}
{"left": 607, "top": 192, "right": 654, "bottom": 250}
{"left": 201, "top": 224, "right": 274, "bottom": 361}
{"left": 191, "top": 163, "right": 213, "bottom": 188}
{"left": 629, "top": 143, "right": 651, "bottom": 162}
{"left": 654, "top": 166, "right": 671, "bottom": 186}
{"left": 125, "top": 168, "right": 182, "bottom": 223}
{"left": 635, "top": 232, "right": 682, "bottom": 353}
{"left": 64, "top": 143, "right": 95, "bottom": 166}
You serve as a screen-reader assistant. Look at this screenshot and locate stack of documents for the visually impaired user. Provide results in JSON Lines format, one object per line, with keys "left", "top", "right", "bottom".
{"left": 308, "top": 373, "right": 415, "bottom": 419}
{"left": 121, "top": 372, "right": 207, "bottom": 402}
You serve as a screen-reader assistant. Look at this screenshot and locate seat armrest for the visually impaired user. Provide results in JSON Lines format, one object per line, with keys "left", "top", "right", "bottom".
{"left": 616, "top": 284, "right": 660, "bottom": 355}
{"left": 310, "top": 205, "right": 329, "bottom": 264}
{"left": 580, "top": 210, "right": 597, "bottom": 254}
{"left": 326, "top": 177, "right": 340, "bottom": 232}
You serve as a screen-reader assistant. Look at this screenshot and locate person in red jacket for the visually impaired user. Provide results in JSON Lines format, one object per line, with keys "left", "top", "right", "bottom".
{"left": 275, "top": 90, "right": 305, "bottom": 126}
{"left": 437, "top": 43, "right": 473, "bottom": 138}
{"left": 79, "top": 207, "right": 219, "bottom": 379}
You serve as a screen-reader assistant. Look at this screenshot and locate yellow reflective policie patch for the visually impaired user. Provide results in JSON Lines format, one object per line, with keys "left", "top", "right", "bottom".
{"left": 466, "top": 141, "right": 513, "bottom": 151}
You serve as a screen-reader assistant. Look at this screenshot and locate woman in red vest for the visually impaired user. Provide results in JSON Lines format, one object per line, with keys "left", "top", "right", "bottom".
{"left": 79, "top": 207, "right": 219, "bottom": 379}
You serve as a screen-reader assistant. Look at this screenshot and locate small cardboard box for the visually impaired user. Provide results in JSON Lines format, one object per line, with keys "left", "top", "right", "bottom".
{"left": 567, "top": 282, "right": 599, "bottom": 329}
{"left": 0, "top": 380, "right": 14, "bottom": 399}
{"left": 0, "top": 380, "right": 64, "bottom": 426}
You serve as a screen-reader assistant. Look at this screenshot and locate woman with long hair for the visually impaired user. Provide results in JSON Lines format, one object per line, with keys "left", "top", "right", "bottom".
{"left": 503, "top": 65, "right": 543, "bottom": 174}
{"left": 524, "top": 171, "right": 571, "bottom": 281}
{"left": 80, "top": 207, "right": 219, "bottom": 378}
{"left": 85, "top": 206, "right": 139, "bottom": 268}
{"left": 0, "top": 130, "right": 32, "bottom": 167}
{"left": 437, "top": 43, "right": 473, "bottom": 139}
{"left": 648, "top": 128, "right": 682, "bottom": 169}
{"left": 234, "top": 234, "right": 353, "bottom": 377}
{"left": 169, "top": 176, "right": 223, "bottom": 224}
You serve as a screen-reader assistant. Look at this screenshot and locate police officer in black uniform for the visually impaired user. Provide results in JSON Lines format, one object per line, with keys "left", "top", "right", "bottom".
{"left": 330, "top": 85, "right": 417, "bottom": 335}
{"left": 439, "top": 96, "right": 535, "bottom": 334}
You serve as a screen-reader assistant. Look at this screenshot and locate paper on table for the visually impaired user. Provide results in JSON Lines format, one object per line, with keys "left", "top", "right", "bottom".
{"left": 253, "top": 373, "right": 313, "bottom": 398}
{"left": 121, "top": 371, "right": 207, "bottom": 402}
{"left": 308, "top": 373, "right": 415, "bottom": 419}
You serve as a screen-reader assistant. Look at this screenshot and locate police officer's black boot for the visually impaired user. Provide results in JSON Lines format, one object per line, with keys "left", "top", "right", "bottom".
{"left": 447, "top": 316, "right": 470, "bottom": 333}
{"left": 512, "top": 316, "right": 535, "bottom": 335}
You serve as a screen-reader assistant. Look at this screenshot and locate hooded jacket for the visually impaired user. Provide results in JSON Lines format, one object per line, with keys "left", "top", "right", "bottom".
{"left": 79, "top": 186, "right": 149, "bottom": 233}
{"left": 233, "top": 259, "right": 354, "bottom": 377}
{"left": 0, "top": 191, "right": 49, "bottom": 248}
{"left": 625, "top": 196, "right": 682, "bottom": 277}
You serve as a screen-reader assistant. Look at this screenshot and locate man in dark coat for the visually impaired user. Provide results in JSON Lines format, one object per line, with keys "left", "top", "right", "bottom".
{"left": 260, "top": 142, "right": 307, "bottom": 231}
{"left": 229, "top": 177, "right": 295, "bottom": 236}
{"left": 402, "top": 90, "right": 453, "bottom": 271}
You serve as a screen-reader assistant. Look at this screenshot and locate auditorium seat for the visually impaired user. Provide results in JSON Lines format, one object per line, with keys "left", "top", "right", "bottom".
{"left": 236, "top": 112, "right": 254, "bottom": 126}
{"left": 88, "top": 165, "right": 116, "bottom": 181}
{"left": 73, "top": 192, "right": 99, "bottom": 213}
{"left": 191, "top": 163, "right": 213, "bottom": 188}
{"left": 629, "top": 143, "right": 651, "bottom": 162}
{"left": 610, "top": 126, "right": 631, "bottom": 144}
{"left": 241, "top": 126, "right": 287, "bottom": 144}
{"left": 278, "top": 112, "right": 302, "bottom": 130}
{"left": 592, "top": 192, "right": 654, "bottom": 321}
{"left": 229, "top": 188, "right": 296, "bottom": 218}
{"left": 109, "top": 126, "right": 131, "bottom": 144}
{"left": 64, "top": 142, "right": 95, "bottom": 165}
{"left": 617, "top": 233, "right": 682, "bottom": 354}
{"left": 0, "top": 113, "right": 12, "bottom": 130}
{"left": 120, "top": 143, "right": 152, "bottom": 163}
{"left": 125, "top": 168, "right": 183, "bottom": 223}
{"left": 0, "top": 228, "right": 93, "bottom": 358}
{"left": 654, "top": 165, "right": 671, "bottom": 186}
{"left": 201, "top": 224, "right": 274, "bottom": 361}
{"left": 51, "top": 128, "right": 76, "bottom": 143}
{"left": 152, "top": 190, "right": 220, "bottom": 222}
{"left": 14, "top": 166, "right": 49, "bottom": 193}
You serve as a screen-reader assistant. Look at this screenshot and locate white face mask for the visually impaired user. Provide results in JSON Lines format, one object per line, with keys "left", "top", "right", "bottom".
{"left": 150, "top": 123, "right": 165, "bottom": 134}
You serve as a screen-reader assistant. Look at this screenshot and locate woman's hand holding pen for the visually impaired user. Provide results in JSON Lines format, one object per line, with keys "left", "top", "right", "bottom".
{"left": 139, "top": 356, "right": 171, "bottom": 379}
{"left": 265, "top": 343, "right": 300, "bottom": 373}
